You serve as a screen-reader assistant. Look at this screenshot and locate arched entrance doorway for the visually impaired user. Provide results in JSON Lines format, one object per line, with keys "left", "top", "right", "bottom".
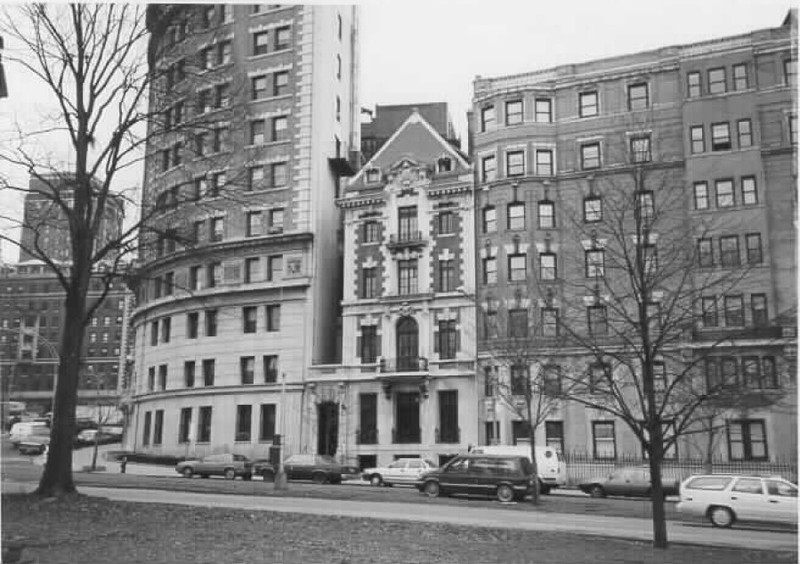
{"left": 317, "top": 401, "right": 339, "bottom": 456}
{"left": 396, "top": 316, "right": 418, "bottom": 371}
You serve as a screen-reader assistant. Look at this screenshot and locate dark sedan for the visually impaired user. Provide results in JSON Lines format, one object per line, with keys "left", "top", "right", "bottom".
{"left": 578, "top": 466, "right": 680, "bottom": 498}
{"left": 254, "top": 454, "right": 359, "bottom": 484}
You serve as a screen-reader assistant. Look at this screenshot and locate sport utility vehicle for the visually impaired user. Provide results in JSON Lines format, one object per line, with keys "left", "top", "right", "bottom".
{"left": 175, "top": 453, "right": 253, "bottom": 480}
{"left": 677, "top": 474, "right": 797, "bottom": 528}
{"left": 415, "top": 454, "right": 534, "bottom": 502}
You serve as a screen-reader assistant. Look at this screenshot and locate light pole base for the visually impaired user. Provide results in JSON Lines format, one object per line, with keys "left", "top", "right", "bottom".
{"left": 273, "top": 469, "right": 288, "bottom": 491}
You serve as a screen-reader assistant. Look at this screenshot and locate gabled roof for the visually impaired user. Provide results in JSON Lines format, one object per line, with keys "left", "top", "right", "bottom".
{"left": 349, "top": 109, "right": 470, "bottom": 189}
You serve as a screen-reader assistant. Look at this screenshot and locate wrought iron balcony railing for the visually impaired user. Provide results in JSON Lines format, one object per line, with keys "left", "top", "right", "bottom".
{"left": 379, "top": 357, "right": 428, "bottom": 373}
{"left": 435, "top": 427, "right": 460, "bottom": 444}
{"left": 387, "top": 231, "right": 427, "bottom": 248}
{"left": 392, "top": 427, "right": 421, "bottom": 444}
{"left": 356, "top": 427, "right": 378, "bottom": 445}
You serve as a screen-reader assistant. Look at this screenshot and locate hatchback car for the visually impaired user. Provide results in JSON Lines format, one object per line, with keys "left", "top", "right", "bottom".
{"left": 176, "top": 453, "right": 253, "bottom": 480}
{"left": 362, "top": 458, "right": 437, "bottom": 487}
{"left": 415, "top": 454, "right": 535, "bottom": 502}
{"left": 676, "top": 474, "right": 797, "bottom": 528}
{"left": 254, "top": 454, "right": 360, "bottom": 484}
{"left": 578, "top": 466, "right": 680, "bottom": 499}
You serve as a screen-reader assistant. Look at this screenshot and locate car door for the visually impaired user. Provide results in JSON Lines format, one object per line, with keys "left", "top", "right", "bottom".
{"left": 728, "top": 477, "right": 767, "bottom": 522}
{"left": 630, "top": 469, "right": 651, "bottom": 497}
{"left": 604, "top": 469, "right": 627, "bottom": 496}
{"left": 283, "top": 455, "right": 300, "bottom": 480}
{"left": 384, "top": 460, "right": 407, "bottom": 483}
{"left": 405, "top": 460, "right": 424, "bottom": 483}
{"left": 764, "top": 479, "right": 798, "bottom": 525}
{"left": 438, "top": 457, "right": 471, "bottom": 494}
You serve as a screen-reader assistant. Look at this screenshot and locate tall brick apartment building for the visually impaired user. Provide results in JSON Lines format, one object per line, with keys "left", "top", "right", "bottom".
{"left": 470, "top": 14, "right": 796, "bottom": 462}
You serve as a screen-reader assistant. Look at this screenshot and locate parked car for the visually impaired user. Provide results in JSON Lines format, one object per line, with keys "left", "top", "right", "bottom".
{"left": 469, "top": 445, "right": 566, "bottom": 494}
{"left": 18, "top": 437, "right": 49, "bottom": 455}
{"left": 254, "top": 454, "right": 360, "bottom": 484}
{"left": 676, "top": 474, "right": 797, "bottom": 528}
{"left": 415, "top": 453, "right": 535, "bottom": 503}
{"left": 578, "top": 466, "right": 680, "bottom": 499}
{"left": 362, "top": 458, "right": 437, "bottom": 486}
{"left": 175, "top": 453, "right": 253, "bottom": 480}
{"left": 9, "top": 421, "right": 49, "bottom": 447}
{"left": 74, "top": 429, "right": 122, "bottom": 447}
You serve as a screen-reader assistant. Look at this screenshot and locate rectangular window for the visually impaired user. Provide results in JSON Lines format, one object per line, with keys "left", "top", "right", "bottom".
{"left": 698, "top": 238, "right": 714, "bottom": 267}
{"left": 545, "top": 421, "right": 564, "bottom": 454}
{"left": 398, "top": 206, "right": 418, "bottom": 240}
{"left": 762, "top": 357, "right": 777, "bottom": 388}
{"left": 711, "top": 122, "right": 731, "bottom": 151}
{"left": 687, "top": 71, "right": 702, "bottom": 97}
{"left": 274, "top": 26, "right": 291, "bottom": 50}
{"left": 178, "top": 408, "right": 192, "bottom": 443}
{"left": 273, "top": 70, "right": 289, "bottom": 96}
{"left": 438, "top": 260, "right": 455, "bottom": 292}
{"left": 250, "top": 119, "right": 265, "bottom": 145}
{"left": 535, "top": 149, "right": 553, "bottom": 176}
{"left": 197, "top": 406, "right": 212, "bottom": 443}
{"left": 150, "top": 320, "right": 158, "bottom": 346}
{"left": 259, "top": 404, "right": 276, "bottom": 442}
{"left": 205, "top": 309, "right": 218, "bottom": 337}
{"left": 592, "top": 421, "right": 616, "bottom": 460}
{"left": 235, "top": 405, "right": 252, "bottom": 442}
{"left": 246, "top": 211, "right": 262, "bottom": 237}
{"left": 272, "top": 116, "right": 288, "bottom": 141}
{"left": 263, "top": 355, "right": 278, "bottom": 383}
{"left": 728, "top": 420, "right": 767, "bottom": 461}
{"left": 506, "top": 150, "right": 524, "bottom": 177}
{"left": 583, "top": 196, "right": 602, "bottom": 222}
{"left": 267, "top": 255, "right": 283, "bottom": 281}
{"left": 580, "top": 142, "right": 600, "bottom": 170}
{"left": 242, "top": 306, "right": 257, "bottom": 333}
{"left": 708, "top": 67, "right": 727, "bottom": 94}
{"left": 719, "top": 235, "right": 740, "bottom": 267}
{"left": 270, "top": 162, "right": 287, "bottom": 187}
{"left": 542, "top": 308, "right": 559, "bottom": 337}
{"left": 358, "top": 394, "right": 377, "bottom": 445}
{"left": 158, "top": 364, "right": 167, "bottom": 390}
{"left": 543, "top": 365, "right": 562, "bottom": 395}
{"left": 187, "top": 311, "right": 199, "bottom": 339}
{"left": 535, "top": 98, "right": 552, "bottom": 123}
{"left": 587, "top": 305, "right": 608, "bottom": 336}
{"left": 362, "top": 221, "right": 380, "bottom": 243}
{"left": 630, "top": 135, "right": 651, "bottom": 163}
{"left": 161, "top": 317, "right": 171, "bottom": 342}
{"left": 210, "top": 217, "right": 224, "bottom": 242}
{"left": 715, "top": 179, "right": 734, "bottom": 207}
{"left": 585, "top": 249, "right": 605, "bottom": 278}
{"left": 508, "top": 254, "right": 527, "bottom": 282}
{"left": 741, "top": 176, "right": 757, "bottom": 205}
{"left": 507, "top": 203, "right": 525, "bottom": 230}
{"left": 579, "top": 91, "right": 598, "bottom": 117}
{"left": 142, "top": 411, "right": 151, "bottom": 445}
{"left": 693, "top": 182, "right": 709, "bottom": 210}
{"left": 437, "top": 211, "right": 454, "bottom": 235}
{"left": 538, "top": 201, "right": 555, "bottom": 229}
{"left": 207, "top": 262, "right": 221, "bottom": 288}
{"left": 264, "top": 304, "right": 281, "bottom": 332}
{"left": 690, "top": 125, "right": 705, "bottom": 154}
{"left": 480, "top": 105, "right": 495, "bottom": 132}
{"left": 202, "top": 359, "right": 215, "bottom": 386}
{"left": 745, "top": 233, "right": 762, "bottom": 265}
{"left": 268, "top": 208, "right": 284, "bottom": 233}
{"left": 482, "top": 207, "right": 496, "bottom": 233}
{"left": 244, "top": 258, "right": 260, "bottom": 287}
{"left": 627, "top": 82, "right": 649, "bottom": 110}
{"left": 481, "top": 155, "right": 496, "bottom": 182}
{"left": 360, "top": 326, "right": 378, "bottom": 364}
{"left": 438, "top": 320, "right": 457, "bottom": 360}
{"left": 509, "top": 365, "right": 528, "bottom": 395}
{"left": 509, "top": 310, "right": 528, "bottom": 338}
{"left": 790, "top": 114, "right": 797, "bottom": 144}
{"left": 539, "top": 253, "right": 556, "bottom": 280}
{"left": 482, "top": 257, "right": 497, "bottom": 284}
{"left": 362, "top": 267, "right": 378, "bottom": 298}
{"left": 785, "top": 59, "right": 797, "bottom": 85}
{"left": 750, "top": 293, "right": 768, "bottom": 327}
{"left": 252, "top": 75, "right": 267, "bottom": 99}
{"left": 724, "top": 295, "right": 744, "bottom": 326}
{"left": 184, "top": 361, "right": 195, "bottom": 388}
{"left": 398, "top": 259, "right": 418, "bottom": 295}
{"left": 505, "top": 100, "right": 523, "bottom": 125}
{"left": 701, "top": 297, "right": 718, "bottom": 327}
{"left": 240, "top": 356, "right": 255, "bottom": 385}
{"left": 147, "top": 367, "right": 155, "bottom": 391}
{"left": 732, "top": 63, "right": 748, "bottom": 90}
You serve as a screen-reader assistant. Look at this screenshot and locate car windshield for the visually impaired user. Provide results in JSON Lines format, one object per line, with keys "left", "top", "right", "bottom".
{"left": 318, "top": 455, "right": 336, "bottom": 464}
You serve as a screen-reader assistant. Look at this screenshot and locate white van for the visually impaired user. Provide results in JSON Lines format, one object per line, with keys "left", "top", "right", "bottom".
{"left": 9, "top": 421, "right": 49, "bottom": 446}
{"left": 470, "top": 444, "right": 566, "bottom": 493}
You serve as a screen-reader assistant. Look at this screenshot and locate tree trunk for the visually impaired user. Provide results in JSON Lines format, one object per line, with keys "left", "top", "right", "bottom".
{"left": 91, "top": 435, "right": 99, "bottom": 471}
{"left": 703, "top": 415, "right": 714, "bottom": 474}
{"left": 526, "top": 408, "right": 540, "bottom": 505}
{"left": 646, "top": 434, "right": 668, "bottom": 549}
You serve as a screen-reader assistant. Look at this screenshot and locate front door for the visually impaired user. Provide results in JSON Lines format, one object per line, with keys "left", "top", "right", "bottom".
{"left": 317, "top": 402, "right": 339, "bottom": 456}
{"left": 396, "top": 317, "right": 418, "bottom": 371}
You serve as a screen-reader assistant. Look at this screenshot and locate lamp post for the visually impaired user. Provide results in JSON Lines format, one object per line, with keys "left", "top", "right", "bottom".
{"left": 273, "top": 372, "right": 288, "bottom": 490}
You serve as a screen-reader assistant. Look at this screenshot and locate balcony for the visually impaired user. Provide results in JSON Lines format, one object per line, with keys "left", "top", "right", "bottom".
{"left": 435, "top": 427, "right": 460, "bottom": 444}
{"left": 386, "top": 231, "right": 427, "bottom": 250}
{"left": 380, "top": 357, "right": 428, "bottom": 373}
{"left": 392, "top": 427, "right": 421, "bottom": 444}
{"left": 356, "top": 427, "right": 378, "bottom": 445}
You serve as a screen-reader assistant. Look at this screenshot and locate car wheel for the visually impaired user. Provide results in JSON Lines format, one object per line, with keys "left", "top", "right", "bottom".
{"left": 589, "top": 485, "right": 606, "bottom": 498}
{"left": 709, "top": 506, "right": 735, "bottom": 528}
{"left": 182, "top": 467, "right": 194, "bottom": 479}
{"left": 262, "top": 469, "right": 275, "bottom": 482}
{"left": 224, "top": 468, "right": 236, "bottom": 480}
{"left": 540, "top": 483, "right": 551, "bottom": 495}
{"left": 312, "top": 472, "right": 327, "bottom": 484}
{"left": 497, "top": 484, "right": 515, "bottom": 503}
{"left": 242, "top": 474, "right": 252, "bottom": 481}
{"left": 369, "top": 474, "right": 383, "bottom": 487}
{"left": 423, "top": 481, "right": 440, "bottom": 498}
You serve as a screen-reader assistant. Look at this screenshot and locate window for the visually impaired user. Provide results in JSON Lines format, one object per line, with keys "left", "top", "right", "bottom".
{"left": 711, "top": 123, "right": 731, "bottom": 151}
{"left": 437, "top": 211, "right": 454, "bottom": 235}
{"left": 253, "top": 31, "right": 269, "bottom": 55}
{"left": 193, "top": 178, "right": 207, "bottom": 201}
{"left": 719, "top": 235, "right": 740, "bottom": 267}
{"left": 580, "top": 142, "right": 600, "bottom": 170}
{"left": 246, "top": 211, "right": 262, "bottom": 237}
{"left": 273, "top": 70, "right": 289, "bottom": 96}
{"left": 207, "top": 262, "right": 221, "bottom": 288}
{"left": 250, "top": 119, "right": 265, "bottom": 144}
{"left": 274, "top": 26, "right": 290, "bottom": 50}
{"left": 240, "top": 357, "right": 255, "bottom": 385}
{"left": 543, "top": 365, "right": 562, "bottom": 395}
{"left": 693, "top": 182, "right": 709, "bottom": 210}
{"left": 535, "top": 149, "right": 553, "bottom": 176}
{"left": 252, "top": 75, "right": 267, "bottom": 99}
{"left": 627, "top": 83, "right": 649, "bottom": 110}
{"left": 147, "top": 367, "right": 155, "bottom": 391}
{"left": 184, "top": 361, "right": 195, "bottom": 388}
{"left": 740, "top": 176, "right": 758, "bottom": 205}
{"left": 630, "top": 135, "right": 651, "bottom": 163}
{"left": 745, "top": 233, "right": 762, "bottom": 265}
{"left": 642, "top": 245, "right": 658, "bottom": 275}
{"left": 158, "top": 365, "right": 167, "bottom": 390}
{"left": 507, "top": 203, "right": 525, "bottom": 230}
{"left": 701, "top": 297, "right": 718, "bottom": 327}
{"left": 398, "top": 259, "right": 418, "bottom": 295}
{"left": 438, "top": 320, "right": 457, "bottom": 359}
{"left": 637, "top": 191, "right": 654, "bottom": 225}
{"left": 365, "top": 168, "right": 380, "bottom": 184}
{"left": 545, "top": 421, "right": 564, "bottom": 454}
{"left": 437, "top": 157, "right": 452, "bottom": 173}
{"left": 539, "top": 253, "right": 556, "bottom": 280}
{"left": 715, "top": 179, "right": 734, "bottom": 207}
{"left": 266, "top": 304, "right": 281, "bottom": 331}
{"left": 268, "top": 208, "right": 284, "bottom": 233}
{"left": 398, "top": 206, "right": 417, "bottom": 240}
{"left": 205, "top": 309, "right": 218, "bottom": 336}
{"left": 724, "top": 295, "right": 744, "bottom": 326}
{"left": 790, "top": 114, "right": 797, "bottom": 144}
{"left": 197, "top": 406, "right": 212, "bottom": 443}
{"left": 480, "top": 106, "right": 495, "bottom": 132}
{"left": 235, "top": 405, "right": 252, "bottom": 442}
{"left": 698, "top": 238, "right": 714, "bottom": 267}
{"left": 535, "top": 98, "right": 552, "bottom": 123}
{"left": 708, "top": 67, "right": 726, "bottom": 94}
{"left": 508, "top": 254, "right": 527, "bottom": 282}
{"left": 482, "top": 207, "right": 496, "bottom": 233}
{"left": 592, "top": 421, "right": 616, "bottom": 460}
{"left": 728, "top": 420, "right": 767, "bottom": 461}
{"left": 506, "top": 151, "right": 524, "bottom": 176}
{"left": 784, "top": 59, "right": 796, "bottom": 85}
{"left": 438, "top": 260, "right": 455, "bottom": 292}
{"left": 579, "top": 91, "right": 598, "bottom": 117}
{"left": 215, "top": 83, "right": 230, "bottom": 108}
{"left": 272, "top": 116, "right": 288, "bottom": 141}
{"left": 583, "top": 196, "right": 602, "bottom": 222}
{"left": 361, "top": 267, "right": 378, "bottom": 299}
{"left": 267, "top": 255, "right": 282, "bottom": 281}
{"left": 243, "top": 306, "right": 257, "bottom": 333}
{"left": 542, "top": 308, "right": 559, "bottom": 337}
{"left": 263, "top": 355, "right": 278, "bottom": 382}
{"left": 161, "top": 317, "right": 171, "bottom": 342}
{"left": 687, "top": 71, "right": 701, "bottom": 97}
{"left": 178, "top": 408, "right": 192, "bottom": 443}
{"left": 509, "top": 309, "right": 528, "bottom": 338}
{"left": 481, "top": 155, "right": 496, "bottom": 182}
{"left": 187, "top": 312, "right": 199, "bottom": 339}
{"left": 538, "top": 200, "right": 555, "bottom": 229}
{"left": 482, "top": 257, "right": 497, "bottom": 284}
{"left": 505, "top": 100, "right": 523, "bottom": 125}
{"left": 510, "top": 365, "right": 528, "bottom": 395}
{"left": 751, "top": 294, "right": 768, "bottom": 327}
{"left": 690, "top": 125, "right": 705, "bottom": 154}
{"left": 585, "top": 249, "right": 605, "bottom": 278}
{"left": 260, "top": 404, "right": 276, "bottom": 441}
{"left": 732, "top": 63, "right": 748, "bottom": 90}
{"left": 270, "top": 162, "right": 287, "bottom": 187}
{"left": 142, "top": 412, "right": 151, "bottom": 445}
{"left": 360, "top": 326, "right": 378, "bottom": 363}
{"left": 362, "top": 221, "right": 380, "bottom": 243}
{"left": 336, "top": 55, "right": 342, "bottom": 80}
{"left": 202, "top": 359, "right": 215, "bottom": 386}
{"left": 210, "top": 217, "right": 224, "bottom": 242}
{"left": 587, "top": 305, "right": 608, "bottom": 336}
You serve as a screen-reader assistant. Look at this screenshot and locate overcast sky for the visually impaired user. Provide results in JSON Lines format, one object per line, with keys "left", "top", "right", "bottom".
{"left": 0, "top": 0, "right": 793, "bottom": 261}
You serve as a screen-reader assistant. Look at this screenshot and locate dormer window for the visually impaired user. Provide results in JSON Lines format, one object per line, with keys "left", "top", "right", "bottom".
{"left": 365, "top": 168, "right": 380, "bottom": 184}
{"left": 437, "top": 156, "right": 452, "bottom": 173}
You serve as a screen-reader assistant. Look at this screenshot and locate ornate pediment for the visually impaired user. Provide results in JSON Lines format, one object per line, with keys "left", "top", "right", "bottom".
{"left": 385, "top": 156, "right": 431, "bottom": 196}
